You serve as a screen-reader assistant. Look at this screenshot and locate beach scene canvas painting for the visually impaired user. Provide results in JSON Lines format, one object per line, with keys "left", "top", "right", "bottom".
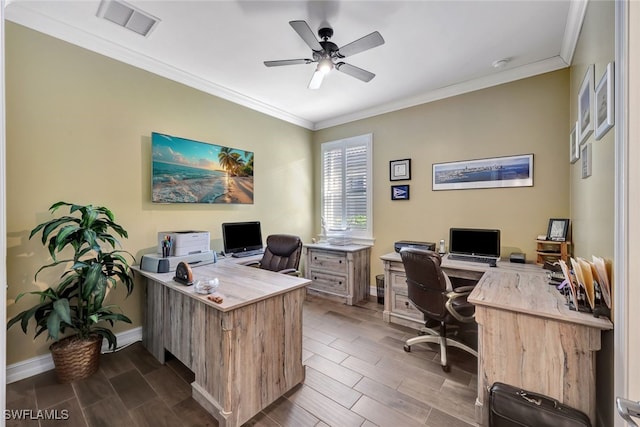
{"left": 433, "top": 154, "right": 533, "bottom": 191}
{"left": 152, "top": 132, "right": 254, "bottom": 204}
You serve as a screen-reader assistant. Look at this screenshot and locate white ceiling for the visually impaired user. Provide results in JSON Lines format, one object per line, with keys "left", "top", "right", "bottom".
{"left": 5, "top": 0, "right": 586, "bottom": 130}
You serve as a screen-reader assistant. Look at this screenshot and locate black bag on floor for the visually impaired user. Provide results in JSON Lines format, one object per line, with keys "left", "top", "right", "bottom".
{"left": 489, "top": 382, "right": 591, "bottom": 427}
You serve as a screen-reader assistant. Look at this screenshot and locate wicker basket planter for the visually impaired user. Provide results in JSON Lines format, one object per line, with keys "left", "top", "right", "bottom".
{"left": 50, "top": 334, "right": 102, "bottom": 383}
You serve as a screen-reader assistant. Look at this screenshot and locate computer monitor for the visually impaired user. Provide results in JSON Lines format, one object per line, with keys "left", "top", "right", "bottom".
{"left": 449, "top": 228, "right": 501, "bottom": 258}
{"left": 221, "top": 221, "right": 263, "bottom": 254}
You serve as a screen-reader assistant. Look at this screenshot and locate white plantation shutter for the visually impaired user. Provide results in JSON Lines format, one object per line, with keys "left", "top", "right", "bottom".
{"left": 321, "top": 134, "right": 372, "bottom": 238}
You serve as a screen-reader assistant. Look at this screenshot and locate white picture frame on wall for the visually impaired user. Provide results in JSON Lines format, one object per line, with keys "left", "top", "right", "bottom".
{"left": 570, "top": 122, "right": 579, "bottom": 164}
{"left": 594, "top": 62, "right": 615, "bottom": 140}
{"left": 581, "top": 143, "right": 592, "bottom": 179}
{"left": 577, "top": 65, "right": 594, "bottom": 145}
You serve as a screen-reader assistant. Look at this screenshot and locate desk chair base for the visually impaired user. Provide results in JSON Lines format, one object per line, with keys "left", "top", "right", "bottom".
{"left": 403, "top": 326, "right": 478, "bottom": 372}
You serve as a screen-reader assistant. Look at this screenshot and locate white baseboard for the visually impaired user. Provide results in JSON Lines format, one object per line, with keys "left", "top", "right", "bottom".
{"left": 6, "top": 327, "right": 143, "bottom": 384}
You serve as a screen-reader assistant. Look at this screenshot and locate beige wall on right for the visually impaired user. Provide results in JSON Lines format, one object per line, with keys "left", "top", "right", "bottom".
{"left": 571, "top": 1, "right": 615, "bottom": 259}
{"left": 570, "top": 2, "right": 615, "bottom": 427}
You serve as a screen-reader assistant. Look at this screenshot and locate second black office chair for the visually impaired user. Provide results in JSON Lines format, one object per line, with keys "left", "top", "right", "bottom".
{"left": 246, "top": 234, "right": 303, "bottom": 276}
{"left": 399, "top": 247, "right": 478, "bottom": 372}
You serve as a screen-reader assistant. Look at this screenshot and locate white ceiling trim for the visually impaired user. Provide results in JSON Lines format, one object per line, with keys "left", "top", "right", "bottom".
{"left": 560, "top": 0, "right": 588, "bottom": 64}
{"left": 6, "top": 1, "right": 583, "bottom": 132}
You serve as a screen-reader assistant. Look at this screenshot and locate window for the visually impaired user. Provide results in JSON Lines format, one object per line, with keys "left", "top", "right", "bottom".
{"left": 321, "top": 134, "right": 372, "bottom": 241}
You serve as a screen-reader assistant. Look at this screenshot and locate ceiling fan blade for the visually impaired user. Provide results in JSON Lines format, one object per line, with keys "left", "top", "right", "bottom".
{"left": 337, "top": 31, "right": 385, "bottom": 57}
{"left": 289, "top": 20, "right": 323, "bottom": 51}
{"left": 335, "top": 62, "right": 375, "bottom": 82}
{"left": 308, "top": 70, "right": 325, "bottom": 90}
{"left": 264, "top": 59, "right": 313, "bottom": 67}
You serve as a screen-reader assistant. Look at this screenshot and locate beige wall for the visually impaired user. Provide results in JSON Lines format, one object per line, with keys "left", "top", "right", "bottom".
{"left": 569, "top": 2, "right": 615, "bottom": 426}
{"left": 313, "top": 70, "right": 570, "bottom": 282}
{"left": 570, "top": 0, "right": 615, "bottom": 259}
{"left": 5, "top": 23, "right": 313, "bottom": 365}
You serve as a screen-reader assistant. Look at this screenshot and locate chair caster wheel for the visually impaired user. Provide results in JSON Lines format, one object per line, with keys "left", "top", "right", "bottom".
{"left": 403, "top": 345, "right": 411, "bottom": 352}
{"left": 441, "top": 364, "right": 450, "bottom": 372}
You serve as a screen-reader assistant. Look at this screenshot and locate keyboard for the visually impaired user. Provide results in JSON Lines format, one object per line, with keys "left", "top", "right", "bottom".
{"left": 448, "top": 254, "right": 497, "bottom": 264}
{"left": 231, "top": 250, "right": 264, "bottom": 258}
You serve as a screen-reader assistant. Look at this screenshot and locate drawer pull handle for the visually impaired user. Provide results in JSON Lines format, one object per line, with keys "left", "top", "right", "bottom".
{"left": 314, "top": 256, "right": 317, "bottom": 260}
{"left": 339, "top": 260, "right": 342, "bottom": 264}
{"left": 314, "top": 277, "right": 317, "bottom": 280}
{"left": 339, "top": 281, "right": 342, "bottom": 285}
{"left": 405, "top": 302, "right": 409, "bottom": 307}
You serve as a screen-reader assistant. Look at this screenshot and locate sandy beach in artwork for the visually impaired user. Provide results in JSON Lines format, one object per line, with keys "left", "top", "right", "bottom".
{"left": 153, "top": 176, "right": 254, "bottom": 204}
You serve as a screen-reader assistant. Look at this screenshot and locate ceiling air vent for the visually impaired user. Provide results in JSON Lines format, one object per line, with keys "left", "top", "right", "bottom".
{"left": 96, "top": 0, "right": 160, "bottom": 37}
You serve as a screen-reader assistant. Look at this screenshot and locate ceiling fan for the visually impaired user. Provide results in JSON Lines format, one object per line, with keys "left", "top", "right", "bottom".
{"left": 264, "top": 20, "right": 385, "bottom": 90}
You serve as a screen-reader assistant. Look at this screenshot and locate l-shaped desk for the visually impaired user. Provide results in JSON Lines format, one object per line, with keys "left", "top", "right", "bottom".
{"left": 380, "top": 252, "right": 613, "bottom": 426}
{"left": 134, "top": 256, "right": 310, "bottom": 427}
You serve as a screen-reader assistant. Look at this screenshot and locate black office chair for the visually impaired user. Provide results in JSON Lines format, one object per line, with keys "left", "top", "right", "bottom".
{"left": 399, "top": 247, "right": 478, "bottom": 372}
{"left": 246, "top": 234, "right": 302, "bottom": 276}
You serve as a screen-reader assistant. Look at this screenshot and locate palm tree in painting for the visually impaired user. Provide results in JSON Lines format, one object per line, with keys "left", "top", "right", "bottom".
{"left": 218, "top": 147, "right": 236, "bottom": 175}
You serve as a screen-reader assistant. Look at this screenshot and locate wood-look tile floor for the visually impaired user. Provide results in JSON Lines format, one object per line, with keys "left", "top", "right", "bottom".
{"left": 6, "top": 295, "right": 478, "bottom": 427}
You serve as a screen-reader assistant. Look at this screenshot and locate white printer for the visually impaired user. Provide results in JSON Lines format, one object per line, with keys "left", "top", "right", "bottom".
{"left": 157, "top": 230, "right": 210, "bottom": 257}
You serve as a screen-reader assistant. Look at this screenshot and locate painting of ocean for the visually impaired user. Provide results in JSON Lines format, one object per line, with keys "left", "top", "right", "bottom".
{"left": 433, "top": 154, "right": 533, "bottom": 191}
{"left": 151, "top": 132, "right": 254, "bottom": 204}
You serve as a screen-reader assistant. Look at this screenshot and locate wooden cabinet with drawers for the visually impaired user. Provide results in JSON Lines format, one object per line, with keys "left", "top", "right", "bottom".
{"left": 304, "top": 243, "right": 371, "bottom": 305}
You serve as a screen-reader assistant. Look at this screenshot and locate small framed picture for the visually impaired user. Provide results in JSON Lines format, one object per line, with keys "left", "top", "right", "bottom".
{"left": 390, "top": 159, "right": 411, "bottom": 181}
{"left": 577, "top": 64, "right": 594, "bottom": 145}
{"left": 594, "top": 62, "right": 614, "bottom": 140}
{"left": 391, "top": 185, "right": 410, "bottom": 200}
{"left": 581, "top": 143, "right": 592, "bottom": 179}
{"left": 570, "top": 123, "right": 579, "bottom": 164}
{"left": 547, "top": 218, "right": 570, "bottom": 242}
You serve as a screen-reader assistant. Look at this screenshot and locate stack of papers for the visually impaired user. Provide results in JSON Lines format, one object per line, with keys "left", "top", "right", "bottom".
{"left": 560, "top": 256, "right": 612, "bottom": 310}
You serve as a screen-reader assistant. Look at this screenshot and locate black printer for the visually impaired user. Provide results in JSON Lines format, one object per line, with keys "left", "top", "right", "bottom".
{"left": 394, "top": 240, "right": 436, "bottom": 253}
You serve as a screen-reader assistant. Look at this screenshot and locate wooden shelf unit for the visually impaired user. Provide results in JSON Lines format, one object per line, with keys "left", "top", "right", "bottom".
{"left": 535, "top": 239, "right": 571, "bottom": 264}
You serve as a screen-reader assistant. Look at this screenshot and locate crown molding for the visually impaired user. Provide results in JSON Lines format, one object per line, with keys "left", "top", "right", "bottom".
{"left": 560, "top": 0, "right": 588, "bottom": 64}
{"left": 6, "top": 1, "right": 583, "bottom": 132}
{"left": 4, "top": 3, "right": 315, "bottom": 130}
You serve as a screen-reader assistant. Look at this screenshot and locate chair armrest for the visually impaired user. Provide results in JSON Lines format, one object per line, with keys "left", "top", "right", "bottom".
{"left": 445, "top": 288, "right": 476, "bottom": 323}
{"left": 244, "top": 260, "right": 260, "bottom": 268}
{"left": 277, "top": 268, "right": 300, "bottom": 276}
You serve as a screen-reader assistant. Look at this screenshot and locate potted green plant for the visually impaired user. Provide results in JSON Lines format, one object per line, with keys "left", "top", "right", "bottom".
{"left": 8, "top": 202, "right": 135, "bottom": 383}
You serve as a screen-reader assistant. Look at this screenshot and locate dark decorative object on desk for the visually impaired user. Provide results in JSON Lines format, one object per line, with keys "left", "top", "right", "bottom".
{"left": 391, "top": 184, "right": 410, "bottom": 200}
{"left": 389, "top": 158, "right": 411, "bottom": 181}
{"left": 7, "top": 202, "right": 135, "bottom": 383}
{"left": 546, "top": 218, "right": 569, "bottom": 241}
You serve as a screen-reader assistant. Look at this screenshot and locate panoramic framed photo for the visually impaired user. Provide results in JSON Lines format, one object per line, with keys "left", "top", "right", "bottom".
{"left": 390, "top": 158, "right": 411, "bottom": 181}
{"left": 594, "top": 62, "right": 614, "bottom": 140}
{"left": 432, "top": 154, "right": 533, "bottom": 191}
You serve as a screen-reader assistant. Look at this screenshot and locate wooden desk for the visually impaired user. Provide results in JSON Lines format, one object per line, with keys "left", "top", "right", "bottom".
{"left": 134, "top": 259, "right": 311, "bottom": 427}
{"left": 379, "top": 252, "right": 613, "bottom": 425}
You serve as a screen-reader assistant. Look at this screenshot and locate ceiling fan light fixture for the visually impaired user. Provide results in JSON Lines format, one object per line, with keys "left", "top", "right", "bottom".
{"left": 317, "top": 58, "right": 334, "bottom": 74}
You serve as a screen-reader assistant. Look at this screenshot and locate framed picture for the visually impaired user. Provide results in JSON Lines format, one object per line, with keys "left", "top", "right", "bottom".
{"left": 577, "top": 64, "right": 594, "bottom": 145}
{"left": 594, "top": 62, "right": 614, "bottom": 140}
{"left": 570, "top": 122, "right": 579, "bottom": 164}
{"left": 581, "top": 143, "right": 592, "bottom": 179}
{"left": 391, "top": 185, "right": 410, "bottom": 200}
{"left": 432, "top": 154, "right": 533, "bottom": 191}
{"left": 547, "top": 218, "right": 570, "bottom": 242}
{"left": 390, "top": 159, "right": 411, "bottom": 181}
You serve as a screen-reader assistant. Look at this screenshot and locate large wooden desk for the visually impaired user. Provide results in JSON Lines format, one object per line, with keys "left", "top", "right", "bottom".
{"left": 380, "top": 252, "right": 613, "bottom": 425}
{"left": 134, "top": 258, "right": 311, "bottom": 427}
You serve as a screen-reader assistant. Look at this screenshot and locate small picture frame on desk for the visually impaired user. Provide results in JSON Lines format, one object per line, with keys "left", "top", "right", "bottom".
{"left": 547, "top": 218, "right": 570, "bottom": 242}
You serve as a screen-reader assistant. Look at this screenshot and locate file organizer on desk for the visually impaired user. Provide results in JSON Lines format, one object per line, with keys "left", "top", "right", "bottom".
{"left": 555, "top": 257, "right": 612, "bottom": 321}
